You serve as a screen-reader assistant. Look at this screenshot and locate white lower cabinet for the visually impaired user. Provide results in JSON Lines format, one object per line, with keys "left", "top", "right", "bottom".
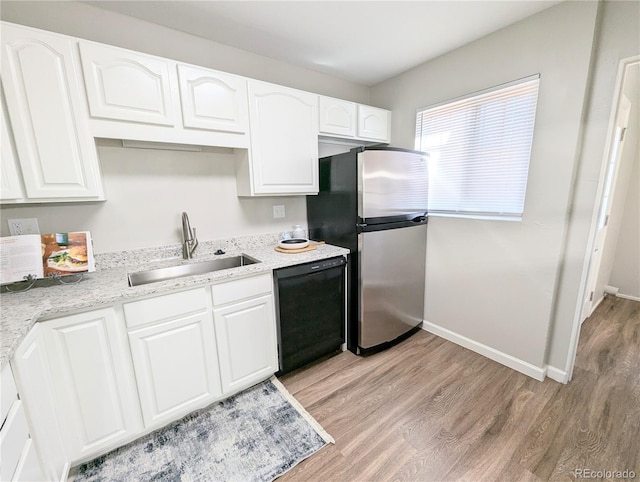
{"left": 0, "top": 360, "right": 46, "bottom": 482}
{"left": 127, "top": 309, "right": 222, "bottom": 428}
{"left": 214, "top": 294, "right": 278, "bottom": 393}
{"left": 212, "top": 273, "right": 278, "bottom": 393}
{"left": 40, "top": 308, "right": 143, "bottom": 462}
{"left": 9, "top": 271, "right": 280, "bottom": 473}
{"left": 10, "top": 325, "right": 66, "bottom": 481}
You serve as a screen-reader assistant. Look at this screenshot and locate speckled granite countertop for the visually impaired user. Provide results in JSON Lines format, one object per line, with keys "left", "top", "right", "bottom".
{"left": 1, "top": 233, "right": 349, "bottom": 368}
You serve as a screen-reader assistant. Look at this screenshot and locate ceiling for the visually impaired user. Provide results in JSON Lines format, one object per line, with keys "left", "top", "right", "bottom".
{"left": 85, "top": 1, "right": 562, "bottom": 86}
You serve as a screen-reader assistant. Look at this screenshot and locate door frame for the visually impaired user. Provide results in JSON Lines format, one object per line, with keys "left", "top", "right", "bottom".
{"left": 580, "top": 94, "right": 632, "bottom": 320}
{"left": 564, "top": 55, "right": 640, "bottom": 382}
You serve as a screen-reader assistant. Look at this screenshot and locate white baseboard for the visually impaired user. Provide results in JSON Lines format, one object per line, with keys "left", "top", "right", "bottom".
{"left": 617, "top": 293, "right": 640, "bottom": 302}
{"left": 545, "top": 365, "right": 569, "bottom": 384}
{"left": 421, "top": 321, "right": 546, "bottom": 381}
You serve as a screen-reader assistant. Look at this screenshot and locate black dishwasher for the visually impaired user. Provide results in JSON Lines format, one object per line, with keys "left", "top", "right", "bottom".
{"left": 274, "top": 256, "right": 346, "bottom": 375}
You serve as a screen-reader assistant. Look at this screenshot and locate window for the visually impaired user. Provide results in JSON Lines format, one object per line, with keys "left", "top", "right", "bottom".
{"left": 415, "top": 75, "right": 540, "bottom": 220}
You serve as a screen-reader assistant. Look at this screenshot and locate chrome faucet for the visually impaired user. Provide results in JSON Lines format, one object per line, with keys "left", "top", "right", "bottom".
{"left": 181, "top": 212, "right": 198, "bottom": 259}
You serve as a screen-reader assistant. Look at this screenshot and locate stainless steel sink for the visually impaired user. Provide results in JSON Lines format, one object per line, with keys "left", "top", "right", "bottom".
{"left": 128, "top": 254, "right": 260, "bottom": 287}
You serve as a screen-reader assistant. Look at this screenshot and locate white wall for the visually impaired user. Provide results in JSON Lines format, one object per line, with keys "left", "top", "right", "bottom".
{"left": 0, "top": 141, "right": 307, "bottom": 253}
{"left": 0, "top": 1, "right": 369, "bottom": 103}
{"left": 546, "top": 0, "right": 640, "bottom": 373}
{"left": 370, "top": 1, "right": 599, "bottom": 370}
{"left": 0, "top": 1, "right": 370, "bottom": 253}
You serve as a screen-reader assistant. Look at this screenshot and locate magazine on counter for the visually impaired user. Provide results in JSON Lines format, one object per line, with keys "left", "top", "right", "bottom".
{"left": 0, "top": 231, "right": 95, "bottom": 285}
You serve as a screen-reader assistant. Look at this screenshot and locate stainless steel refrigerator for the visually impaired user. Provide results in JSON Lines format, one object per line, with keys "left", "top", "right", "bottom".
{"left": 307, "top": 146, "right": 428, "bottom": 354}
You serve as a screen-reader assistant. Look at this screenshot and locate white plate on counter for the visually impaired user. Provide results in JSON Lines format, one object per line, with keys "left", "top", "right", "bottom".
{"left": 277, "top": 238, "right": 310, "bottom": 250}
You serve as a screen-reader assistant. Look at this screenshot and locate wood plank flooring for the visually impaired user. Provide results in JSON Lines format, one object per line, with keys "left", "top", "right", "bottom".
{"left": 278, "top": 296, "right": 640, "bottom": 481}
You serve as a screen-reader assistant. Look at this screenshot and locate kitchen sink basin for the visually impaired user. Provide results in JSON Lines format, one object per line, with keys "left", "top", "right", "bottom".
{"left": 128, "top": 254, "right": 260, "bottom": 287}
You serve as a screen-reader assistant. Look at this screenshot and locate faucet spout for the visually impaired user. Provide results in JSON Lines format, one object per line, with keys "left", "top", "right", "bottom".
{"left": 181, "top": 212, "right": 198, "bottom": 259}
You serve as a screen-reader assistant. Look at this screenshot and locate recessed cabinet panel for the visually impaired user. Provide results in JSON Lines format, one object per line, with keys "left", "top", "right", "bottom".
{"left": 0, "top": 90, "right": 25, "bottom": 201}
{"left": 214, "top": 294, "right": 278, "bottom": 393}
{"left": 41, "top": 308, "right": 142, "bottom": 460}
{"left": 0, "top": 401, "right": 29, "bottom": 482}
{"left": 11, "top": 325, "right": 67, "bottom": 480}
{"left": 357, "top": 105, "right": 391, "bottom": 142}
{"left": 1, "top": 23, "right": 103, "bottom": 199}
{"left": 79, "top": 42, "right": 176, "bottom": 126}
{"left": 128, "top": 312, "right": 222, "bottom": 428}
{"left": 178, "top": 64, "right": 248, "bottom": 133}
{"left": 319, "top": 96, "right": 357, "bottom": 137}
{"left": 244, "top": 80, "right": 318, "bottom": 195}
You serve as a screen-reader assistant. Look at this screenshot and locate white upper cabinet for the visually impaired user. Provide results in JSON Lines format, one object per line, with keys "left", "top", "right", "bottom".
{"left": 319, "top": 95, "right": 391, "bottom": 144}
{"left": 319, "top": 96, "right": 357, "bottom": 138}
{"left": 0, "top": 89, "right": 25, "bottom": 201}
{"left": 177, "top": 64, "right": 248, "bottom": 134}
{"left": 357, "top": 104, "right": 391, "bottom": 142}
{"left": 237, "top": 80, "right": 319, "bottom": 196}
{"left": 78, "top": 42, "right": 249, "bottom": 148}
{"left": 1, "top": 22, "right": 104, "bottom": 201}
{"left": 79, "top": 41, "right": 176, "bottom": 126}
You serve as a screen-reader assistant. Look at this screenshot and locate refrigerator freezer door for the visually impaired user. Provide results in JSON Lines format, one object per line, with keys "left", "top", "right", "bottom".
{"left": 358, "top": 148, "right": 428, "bottom": 222}
{"left": 359, "top": 222, "right": 427, "bottom": 349}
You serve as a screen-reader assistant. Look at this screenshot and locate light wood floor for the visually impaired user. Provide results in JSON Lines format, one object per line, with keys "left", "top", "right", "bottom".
{"left": 279, "top": 296, "right": 640, "bottom": 481}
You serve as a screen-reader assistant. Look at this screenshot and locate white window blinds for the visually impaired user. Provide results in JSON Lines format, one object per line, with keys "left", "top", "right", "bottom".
{"left": 415, "top": 75, "right": 540, "bottom": 219}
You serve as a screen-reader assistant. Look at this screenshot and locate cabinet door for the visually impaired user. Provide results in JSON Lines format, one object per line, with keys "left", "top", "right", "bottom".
{"left": 319, "top": 96, "right": 357, "bottom": 138}
{"left": 11, "top": 324, "right": 68, "bottom": 481}
{"left": 246, "top": 80, "right": 318, "bottom": 195}
{"left": 214, "top": 294, "right": 278, "bottom": 394}
{"left": 41, "top": 308, "right": 142, "bottom": 462}
{"left": 128, "top": 312, "right": 222, "bottom": 428}
{"left": 0, "top": 88, "right": 25, "bottom": 201}
{"left": 357, "top": 104, "right": 391, "bottom": 142}
{"left": 79, "top": 41, "right": 176, "bottom": 126}
{"left": 1, "top": 23, "right": 103, "bottom": 199}
{"left": 177, "top": 64, "right": 248, "bottom": 133}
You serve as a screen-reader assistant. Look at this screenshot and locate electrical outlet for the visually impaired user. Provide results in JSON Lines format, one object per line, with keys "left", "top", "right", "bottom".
{"left": 273, "top": 205, "right": 285, "bottom": 219}
{"left": 7, "top": 218, "right": 40, "bottom": 236}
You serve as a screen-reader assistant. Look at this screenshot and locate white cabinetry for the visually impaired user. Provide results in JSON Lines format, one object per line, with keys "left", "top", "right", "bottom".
{"left": 0, "top": 89, "right": 25, "bottom": 201}
{"left": 10, "top": 325, "right": 67, "bottom": 481}
{"left": 1, "top": 361, "right": 48, "bottom": 482}
{"left": 79, "top": 42, "right": 176, "bottom": 126}
{"left": 40, "top": 308, "right": 142, "bottom": 462}
{"left": 212, "top": 274, "right": 278, "bottom": 393}
{"left": 79, "top": 42, "right": 249, "bottom": 148}
{"left": 318, "top": 95, "right": 391, "bottom": 144}
{"left": 0, "top": 22, "right": 104, "bottom": 202}
{"left": 237, "top": 80, "right": 319, "bottom": 196}
{"left": 177, "top": 64, "right": 248, "bottom": 134}
{"left": 319, "top": 96, "right": 357, "bottom": 138}
{"left": 124, "top": 288, "right": 222, "bottom": 429}
{"left": 357, "top": 104, "right": 391, "bottom": 142}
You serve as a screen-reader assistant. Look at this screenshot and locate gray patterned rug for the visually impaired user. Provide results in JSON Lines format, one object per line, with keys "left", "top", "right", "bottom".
{"left": 68, "top": 378, "right": 333, "bottom": 482}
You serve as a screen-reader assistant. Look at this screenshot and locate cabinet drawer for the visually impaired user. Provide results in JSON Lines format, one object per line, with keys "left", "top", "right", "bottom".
{"left": 1, "top": 363, "right": 18, "bottom": 425}
{"left": 1, "top": 400, "right": 29, "bottom": 482}
{"left": 211, "top": 273, "right": 272, "bottom": 306}
{"left": 124, "top": 288, "right": 208, "bottom": 329}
